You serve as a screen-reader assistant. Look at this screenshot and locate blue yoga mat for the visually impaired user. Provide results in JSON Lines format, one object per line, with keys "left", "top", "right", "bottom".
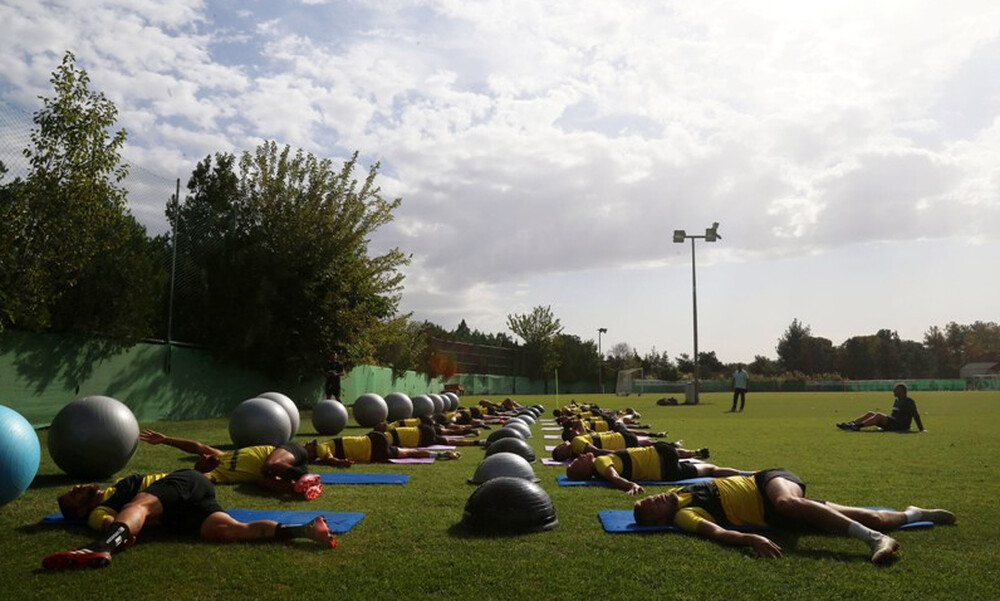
{"left": 557, "top": 475, "right": 716, "bottom": 487}
{"left": 598, "top": 508, "right": 934, "bottom": 533}
{"left": 319, "top": 472, "right": 409, "bottom": 485}
{"left": 42, "top": 509, "right": 365, "bottom": 533}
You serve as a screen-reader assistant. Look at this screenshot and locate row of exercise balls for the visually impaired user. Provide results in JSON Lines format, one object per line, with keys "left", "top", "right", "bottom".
{"left": 462, "top": 403, "right": 557, "bottom": 534}
{"left": 311, "top": 391, "right": 462, "bottom": 435}
{"left": 353, "top": 392, "right": 461, "bottom": 429}
{"left": 0, "top": 405, "right": 40, "bottom": 506}
{"left": 229, "top": 392, "right": 301, "bottom": 448}
{"left": 47, "top": 396, "right": 140, "bottom": 479}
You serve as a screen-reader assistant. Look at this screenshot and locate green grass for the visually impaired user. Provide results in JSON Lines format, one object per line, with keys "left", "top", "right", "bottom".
{"left": 5, "top": 391, "right": 1000, "bottom": 601}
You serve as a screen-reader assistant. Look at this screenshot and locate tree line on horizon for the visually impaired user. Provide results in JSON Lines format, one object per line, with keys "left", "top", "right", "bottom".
{"left": 2, "top": 53, "right": 997, "bottom": 387}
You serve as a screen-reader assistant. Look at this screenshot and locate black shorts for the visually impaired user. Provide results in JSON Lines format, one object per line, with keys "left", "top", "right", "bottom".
{"left": 755, "top": 468, "right": 806, "bottom": 529}
{"left": 145, "top": 469, "right": 223, "bottom": 535}
{"left": 368, "top": 431, "right": 392, "bottom": 463}
{"left": 883, "top": 418, "right": 907, "bottom": 432}
{"left": 419, "top": 424, "right": 444, "bottom": 447}
{"left": 654, "top": 442, "right": 698, "bottom": 481}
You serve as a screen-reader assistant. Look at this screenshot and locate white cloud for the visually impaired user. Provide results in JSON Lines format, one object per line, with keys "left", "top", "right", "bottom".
{"left": 2, "top": 0, "right": 999, "bottom": 360}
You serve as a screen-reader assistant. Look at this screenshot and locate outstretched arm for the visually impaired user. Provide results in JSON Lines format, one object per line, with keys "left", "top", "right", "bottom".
{"left": 912, "top": 405, "right": 925, "bottom": 431}
{"left": 695, "top": 520, "right": 782, "bottom": 558}
{"left": 315, "top": 452, "right": 354, "bottom": 468}
{"left": 601, "top": 465, "right": 644, "bottom": 495}
{"left": 140, "top": 429, "right": 221, "bottom": 456}
{"left": 582, "top": 443, "right": 613, "bottom": 456}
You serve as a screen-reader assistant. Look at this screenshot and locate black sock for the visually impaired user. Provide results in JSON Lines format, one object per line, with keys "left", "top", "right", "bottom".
{"left": 90, "top": 522, "right": 131, "bottom": 553}
{"left": 275, "top": 523, "right": 307, "bottom": 540}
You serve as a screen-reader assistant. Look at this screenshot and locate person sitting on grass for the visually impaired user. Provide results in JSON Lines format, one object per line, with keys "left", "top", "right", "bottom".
{"left": 632, "top": 468, "right": 955, "bottom": 565}
{"left": 552, "top": 431, "right": 709, "bottom": 462}
{"left": 837, "top": 382, "right": 925, "bottom": 432}
{"left": 42, "top": 469, "right": 335, "bottom": 570}
{"left": 139, "top": 429, "right": 313, "bottom": 496}
{"left": 565, "top": 442, "right": 740, "bottom": 495}
{"left": 304, "top": 432, "right": 461, "bottom": 467}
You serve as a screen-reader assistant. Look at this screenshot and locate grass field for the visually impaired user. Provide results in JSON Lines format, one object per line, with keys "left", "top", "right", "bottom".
{"left": 5, "top": 391, "right": 1000, "bottom": 601}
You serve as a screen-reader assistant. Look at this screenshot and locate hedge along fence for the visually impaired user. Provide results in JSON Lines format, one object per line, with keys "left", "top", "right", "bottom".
{"left": 0, "top": 331, "right": 444, "bottom": 428}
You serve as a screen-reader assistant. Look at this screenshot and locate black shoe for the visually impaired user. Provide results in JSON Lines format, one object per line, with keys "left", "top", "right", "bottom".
{"left": 696, "top": 448, "right": 710, "bottom": 459}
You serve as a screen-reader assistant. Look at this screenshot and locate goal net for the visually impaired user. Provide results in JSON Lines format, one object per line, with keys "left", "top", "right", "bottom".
{"left": 615, "top": 368, "right": 643, "bottom": 396}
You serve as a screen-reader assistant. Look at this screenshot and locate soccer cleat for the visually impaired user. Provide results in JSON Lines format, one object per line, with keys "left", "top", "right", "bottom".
{"left": 302, "top": 484, "right": 323, "bottom": 501}
{"left": 696, "top": 448, "right": 710, "bottom": 460}
{"left": 294, "top": 474, "right": 321, "bottom": 494}
{"left": 42, "top": 548, "right": 112, "bottom": 570}
{"left": 870, "top": 536, "right": 900, "bottom": 565}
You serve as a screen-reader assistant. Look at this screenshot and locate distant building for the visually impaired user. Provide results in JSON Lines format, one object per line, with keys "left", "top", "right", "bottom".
{"left": 960, "top": 362, "right": 1000, "bottom": 390}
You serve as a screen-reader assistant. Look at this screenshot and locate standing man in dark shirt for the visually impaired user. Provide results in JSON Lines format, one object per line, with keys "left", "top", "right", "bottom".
{"left": 837, "top": 382, "right": 925, "bottom": 432}
{"left": 324, "top": 351, "right": 346, "bottom": 402}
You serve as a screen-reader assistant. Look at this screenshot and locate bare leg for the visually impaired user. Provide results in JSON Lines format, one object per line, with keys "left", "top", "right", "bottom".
{"left": 855, "top": 413, "right": 890, "bottom": 428}
{"left": 200, "top": 512, "right": 335, "bottom": 547}
{"left": 694, "top": 464, "right": 741, "bottom": 478}
{"left": 764, "top": 477, "right": 900, "bottom": 564}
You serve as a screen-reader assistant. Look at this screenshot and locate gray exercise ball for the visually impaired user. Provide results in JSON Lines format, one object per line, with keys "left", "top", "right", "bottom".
{"left": 257, "top": 391, "right": 300, "bottom": 435}
{"left": 429, "top": 394, "right": 445, "bottom": 414}
{"left": 353, "top": 393, "right": 388, "bottom": 428}
{"left": 468, "top": 452, "right": 539, "bottom": 484}
{"left": 384, "top": 392, "right": 414, "bottom": 422}
{"left": 48, "top": 396, "right": 140, "bottom": 479}
{"left": 312, "top": 400, "right": 349, "bottom": 435}
{"left": 229, "top": 397, "right": 292, "bottom": 447}
{"left": 411, "top": 395, "right": 434, "bottom": 418}
{"left": 461, "top": 476, "right": 558, "bottom": 534}
{"left": 444, "top": 392, "right": 460, "bottom": 411}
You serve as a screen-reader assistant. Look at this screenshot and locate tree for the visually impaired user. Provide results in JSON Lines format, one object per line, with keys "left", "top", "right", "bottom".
{"left": 776, "top": 319, "right": 812, "bottom": 373}
{"left": 167, "top": 141, "right": 409, "bottom": 375}
{"left": 0, "top": 51, "right": 161, "bottom": 341}
{"left": 507, "top": 305, "right": 563, "bottom": 387}
{"left": 641, "top": 347, "right": 678, "bottom": 381}
{"left": 748, "top": 355, "right": 781, "bottom": 377}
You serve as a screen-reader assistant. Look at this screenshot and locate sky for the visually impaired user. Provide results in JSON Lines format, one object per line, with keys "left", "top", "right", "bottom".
{"left": 1, "top": 0, "right": 998, "bottom": 365}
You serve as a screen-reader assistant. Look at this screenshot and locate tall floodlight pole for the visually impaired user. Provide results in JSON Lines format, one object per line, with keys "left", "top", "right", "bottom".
{"left": 672, "top": 223, "right": 721, "bottom": 404}
{"left": 597, "top": 327, "right": 607, "bottom": 393}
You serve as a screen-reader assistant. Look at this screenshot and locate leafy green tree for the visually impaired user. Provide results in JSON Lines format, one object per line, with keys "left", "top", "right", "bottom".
{"left": 553, "top": 333, "right": 598, "bottom": 386}
{"left": 0, "top": 52, "right": 161, "bottom": 341}
{"left": 776, "top": 319, "right": 812, "bottom": 373}
{"left": 748, "top": 354, "right": 781, "bottom": 377}
{"left": 167, "top": 141, "right": 408, "bottom": 375}
{"left": 641, "top": 347, "right": 678, "bottom": 381}
{"left": 507, "top": 305, "right": 563, "bottom": 388}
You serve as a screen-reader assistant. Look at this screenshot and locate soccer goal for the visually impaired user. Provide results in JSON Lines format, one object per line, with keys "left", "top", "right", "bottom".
{"left": 615, "top": 368, "right": 643, "bottom": 396}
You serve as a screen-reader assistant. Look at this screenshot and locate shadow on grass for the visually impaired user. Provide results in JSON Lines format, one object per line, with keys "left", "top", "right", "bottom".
{"left": 445, "top": 521, "right": 560, "bottom": 539}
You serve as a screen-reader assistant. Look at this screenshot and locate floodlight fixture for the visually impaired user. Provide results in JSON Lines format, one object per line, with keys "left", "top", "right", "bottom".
{"left": 705, "top": 222, "right": 721, "bottom": 242}
{"left": 672, "top": 230, "right": 686, "bottom": 243}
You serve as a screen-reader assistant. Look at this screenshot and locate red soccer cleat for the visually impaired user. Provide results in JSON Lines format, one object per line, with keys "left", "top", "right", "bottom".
{"left": 294, "top": 474, "right": 321, "bottom": 494}
{"left": 302, "top": 483, "right": 323, "bottom": 500}
{"left": 42, "top": 548, "right": 112, "bottom": 570}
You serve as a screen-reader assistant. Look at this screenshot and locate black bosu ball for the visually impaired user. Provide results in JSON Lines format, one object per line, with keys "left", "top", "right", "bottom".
{"left": 486, "top": 426, "right": 525, "bottom": 445}
{"left": 484, "top": 436, "right": 537, "bottom": 463}
{"left": 461, "top": 476, "right": 558, "bottom": 534}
